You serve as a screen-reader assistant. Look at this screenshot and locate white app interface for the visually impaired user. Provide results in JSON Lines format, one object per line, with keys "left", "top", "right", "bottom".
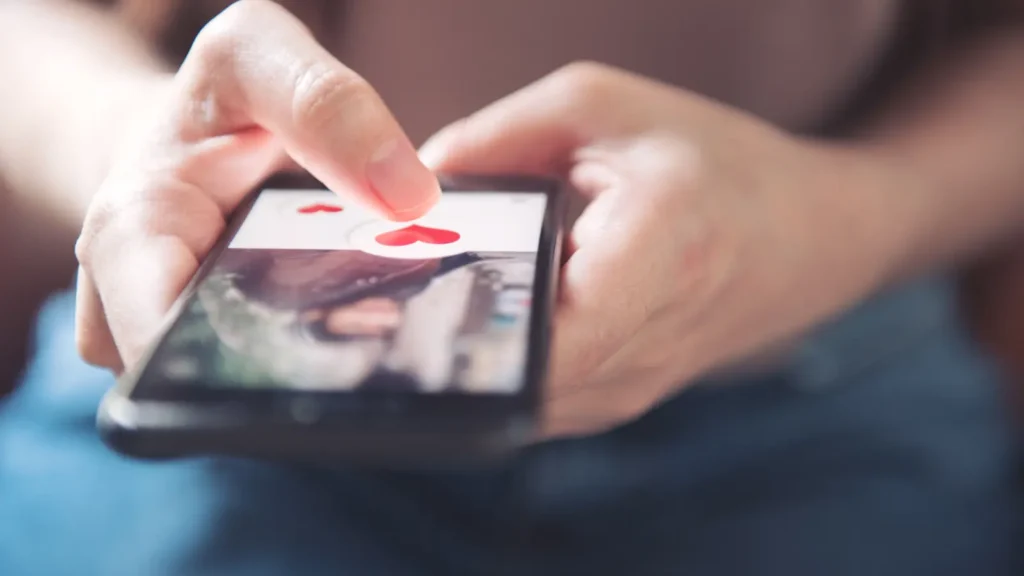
{"left": 231, "top": 189, "right": 547, "bottom": 257}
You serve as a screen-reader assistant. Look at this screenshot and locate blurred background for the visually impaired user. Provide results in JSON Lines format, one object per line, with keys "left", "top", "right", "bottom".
{"left": 0, "top": 179, "right": 78, "bottom": 398}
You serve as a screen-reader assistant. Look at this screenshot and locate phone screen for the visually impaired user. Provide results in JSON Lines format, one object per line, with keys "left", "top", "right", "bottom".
{"left": 138, "top": 186, "right": 550, "bottom": 396}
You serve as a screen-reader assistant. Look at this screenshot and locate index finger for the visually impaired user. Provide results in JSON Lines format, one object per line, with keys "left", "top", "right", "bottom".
{"left": 76, "top": 1, "right": 439, "bottom": 368}
{"left": 172, "top": 0, "right": 439, "bottom": 219}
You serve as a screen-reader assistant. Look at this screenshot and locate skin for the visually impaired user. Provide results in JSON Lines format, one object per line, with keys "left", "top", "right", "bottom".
{"left": 422, "top": 68, "right": 914, "bottom": 436}
{"left": 70, "top": 2, "right": 441, "bottom": 371}
{"left": 4, "top": 1, "right": 1024, "bottom": 437}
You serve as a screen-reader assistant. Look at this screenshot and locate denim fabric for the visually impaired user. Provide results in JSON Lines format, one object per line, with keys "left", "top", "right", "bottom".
{"left": 0, "top": 277, "right": 1019, "bottom": 576}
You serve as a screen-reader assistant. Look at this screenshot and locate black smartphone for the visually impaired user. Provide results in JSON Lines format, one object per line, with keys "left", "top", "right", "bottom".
{"left": 97, "top": 173, "right": 564, "bottom": 468}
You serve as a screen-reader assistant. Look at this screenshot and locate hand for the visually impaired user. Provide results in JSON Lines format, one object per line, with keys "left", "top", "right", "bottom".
{"left": 75, "top": 0, "right": 439, "bottom": 371}
{"left": 422, "top": 63, "right": 911, "bottom": 438}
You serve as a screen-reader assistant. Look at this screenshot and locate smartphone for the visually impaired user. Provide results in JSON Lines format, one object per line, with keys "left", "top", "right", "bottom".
{"left": 97, "top": 173, "right": 564, "bottom": 468}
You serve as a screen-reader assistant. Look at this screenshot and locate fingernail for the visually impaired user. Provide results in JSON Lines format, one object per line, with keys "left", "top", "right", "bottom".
{"left": 366, "top": 138, "right": 440, "bottom": 218}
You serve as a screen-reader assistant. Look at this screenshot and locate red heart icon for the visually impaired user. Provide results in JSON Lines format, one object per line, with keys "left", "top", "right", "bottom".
{"left": 375, "top": 224, "right": 461, "bottom": 247}
{"left": 297, "top": 203, "right": 344, "bottom": 214}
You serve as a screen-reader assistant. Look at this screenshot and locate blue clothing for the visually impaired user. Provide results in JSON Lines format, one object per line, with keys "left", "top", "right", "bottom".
{"left": 1, "top": 278, "right": 1020, "bottom": 575}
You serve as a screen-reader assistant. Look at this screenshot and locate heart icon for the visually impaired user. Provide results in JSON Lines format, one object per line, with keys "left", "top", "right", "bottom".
{"left": 297, "top": 203, "right": 344, "bottom": 214}
{"left": 375, "top": 224, "right": 461, "bottom": 247}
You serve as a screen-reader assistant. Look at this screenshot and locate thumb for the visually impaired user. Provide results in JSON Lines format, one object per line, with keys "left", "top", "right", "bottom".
{"left": 420, "top": 62, "right": 647, "bottom": 175}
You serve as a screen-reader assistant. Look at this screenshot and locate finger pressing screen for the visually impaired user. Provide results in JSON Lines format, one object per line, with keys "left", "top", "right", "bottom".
{"left": 171, "top": 0, "right": 439, "bottom": 219}
{"left": 76, "top": 0, "right": 438, "bottom": 369}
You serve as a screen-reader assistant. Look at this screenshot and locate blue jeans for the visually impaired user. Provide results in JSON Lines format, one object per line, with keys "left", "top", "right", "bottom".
{"left": 1, "top": 278, "right": 1020, "bottom": 576}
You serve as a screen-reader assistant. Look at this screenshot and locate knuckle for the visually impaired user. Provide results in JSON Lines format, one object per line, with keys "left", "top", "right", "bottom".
{"left": 80, "top": 177, "right": 226, "bottom": 272}
{"left": 192, "top": 1, "right": 310, "bottom": 76}
{"left": 621, "top": 138, "right": 706, "bottom": 211}
{"left": 290, "top": 63, "right": 375, "bottom": 132}
{"left": 73, "top": 234, "right": 92, "bottom": 269}
{"left": 75, "top": 199, "right": 116, "bottom": 269}
{"left": 557, "top": 60, "right": 615, "bottom": 85}
{"left": 200, "top": 0, "right": 271, "bottom": 44}
{"left": 190, "top": 18, "right": 242, "bottom": 77}
{"left": 75, "top": 324, "right": 110, "bottom": 368}
{"left": 190, "top": 0, "right": 280, "bottom": 74}
{"left": 657, "top": 139, "right": 705, "bottom": 186}
{"left": 549, "top": 61, "right": 620, "bottom": 110}
{"left": 75, "top": 182, "right": 163, "bottom": 267}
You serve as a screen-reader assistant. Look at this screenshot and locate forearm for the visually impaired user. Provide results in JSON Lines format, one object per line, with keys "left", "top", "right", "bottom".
{"left": 854, "top": 25, "right": 1024, "bottom": 279}
{"left": 0, "top": 1, "right": 168, "bottom": 231}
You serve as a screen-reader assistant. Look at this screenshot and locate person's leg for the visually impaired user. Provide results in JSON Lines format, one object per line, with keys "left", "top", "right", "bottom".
{"left": 516, "top": 277, "right": 1021, "bottom": 576}
{"left": 7, "top": 279, "right": 1019, "bottom": 576}
{"left": 0, "top": 290, "right": 504, "bottom": 576}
